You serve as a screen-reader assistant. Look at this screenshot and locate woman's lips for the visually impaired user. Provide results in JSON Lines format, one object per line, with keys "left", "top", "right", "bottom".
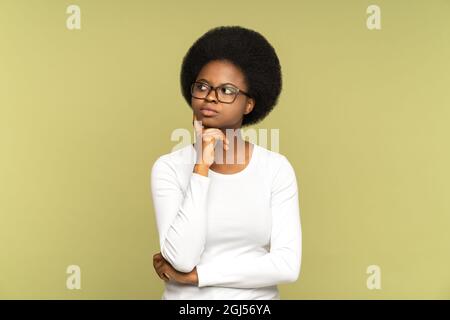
{"left": 200, "top": 109, "right": 218, "bottom": 116}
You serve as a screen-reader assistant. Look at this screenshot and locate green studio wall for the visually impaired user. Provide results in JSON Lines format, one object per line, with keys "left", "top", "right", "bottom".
{"left": 1, "top": 0, "right": 449, "bottom": 299}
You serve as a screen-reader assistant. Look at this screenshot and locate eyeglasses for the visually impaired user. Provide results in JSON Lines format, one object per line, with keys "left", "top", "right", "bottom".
{"left": 190, "top": 81, "right": 252, "bottom": 104}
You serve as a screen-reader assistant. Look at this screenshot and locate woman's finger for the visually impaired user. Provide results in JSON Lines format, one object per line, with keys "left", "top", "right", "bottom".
{"left": 203, "top": 130, "right": 230, "bottom": 145}
{"left": 202, "top": 131, "right": 229, "bottom": 143}
{"left": 202, "top": 133, "right": 229, "bottom": 150}
{"left": 153, "top": 253, "right": 162, "bottom": 260}
{"left": 153, "top": 258, "right": 163, "bottom": 268}
{"left": 193, "top": 113, "right": 203, "bottom": 136}
{"left": 153, "top": 253, "right": 162, "bottom": 262}
{"left": 162, "top": 272, "right": 171, "bottom": 282}
{"left": 203, "top": 128, "right": 229, "bottom": 140}
{"left": 155, "top": 262, "right": 172, "bottom": 282}
{"left": 155, "top": 263, "right": 166, "bottom": 279}
{"left": 203, "top": 137, "right": 229, "bottom": 152}
{"left": 158, "top": 271, "right": 169, "bottom": 281}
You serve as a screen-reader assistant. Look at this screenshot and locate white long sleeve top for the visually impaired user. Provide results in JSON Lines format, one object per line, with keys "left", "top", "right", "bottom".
{"left": 150, "top": 143, "right": 302, "bottom": 300}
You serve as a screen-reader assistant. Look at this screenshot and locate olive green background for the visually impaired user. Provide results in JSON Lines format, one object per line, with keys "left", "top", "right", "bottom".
{"left": 1, "top": 0, "right": 449, "bottom": 299}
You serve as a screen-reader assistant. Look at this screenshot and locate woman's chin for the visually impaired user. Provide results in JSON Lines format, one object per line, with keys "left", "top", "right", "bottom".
{"left": 199, "top": 117, "right": 219, "bottom": 128}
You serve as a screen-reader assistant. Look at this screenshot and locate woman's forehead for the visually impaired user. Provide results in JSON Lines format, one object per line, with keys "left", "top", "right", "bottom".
{"left": 196, "top": 60, "right": 246, "bottom": 87}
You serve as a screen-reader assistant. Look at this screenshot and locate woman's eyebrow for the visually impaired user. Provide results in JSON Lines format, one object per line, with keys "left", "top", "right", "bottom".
{"left": 196, "top": 78, "right": 238, "bottom": 87}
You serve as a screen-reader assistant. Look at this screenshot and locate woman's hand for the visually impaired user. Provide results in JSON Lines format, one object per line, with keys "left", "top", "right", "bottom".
{"left": 193, "top": 113, "right": 229, "bottom": 167}
{"left": 153, "top": 252, "right": 198, "bottom": 286}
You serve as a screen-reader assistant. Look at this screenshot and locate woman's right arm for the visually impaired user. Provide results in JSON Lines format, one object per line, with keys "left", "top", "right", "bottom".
{"left": 151, "top": 157, "right": 211, "bottom": 273}
{"left": 151, "top": 113, "right": 228, "bottom": 273}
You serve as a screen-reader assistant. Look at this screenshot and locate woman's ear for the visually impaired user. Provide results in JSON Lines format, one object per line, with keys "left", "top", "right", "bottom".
{"left": 244, "top": 98, "right": 255, "bottom": 115}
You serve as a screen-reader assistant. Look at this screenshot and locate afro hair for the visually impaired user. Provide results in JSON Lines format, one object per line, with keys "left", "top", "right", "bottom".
{"left": 180, "top": 25, "right": 282, "bottom": 127}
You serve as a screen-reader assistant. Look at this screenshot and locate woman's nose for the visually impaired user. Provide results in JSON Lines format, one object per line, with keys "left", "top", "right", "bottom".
{"left": 205, "top": 89, "right": 218, "bottom": 103}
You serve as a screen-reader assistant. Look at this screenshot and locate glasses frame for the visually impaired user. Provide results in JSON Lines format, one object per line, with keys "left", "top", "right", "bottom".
{"left": 190, "top": 81, "right": 252, "bottom": 104}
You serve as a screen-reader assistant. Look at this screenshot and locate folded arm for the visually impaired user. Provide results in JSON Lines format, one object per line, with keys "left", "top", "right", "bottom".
{"left": 151, "top": 157, "right": 210, "bottom": 273}
{"left": 196, "top": 155, "right": 302, "bottom": 288}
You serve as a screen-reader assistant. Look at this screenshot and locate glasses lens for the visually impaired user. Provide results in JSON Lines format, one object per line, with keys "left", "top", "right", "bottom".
{"left": 191, "top": 82, "right": 210, "bottom": 98}
{"left": 217, "top": 85, "right": 238, "bottom": 103}
{"left": 191, "top": 82, "right": 239, "bottom": 103}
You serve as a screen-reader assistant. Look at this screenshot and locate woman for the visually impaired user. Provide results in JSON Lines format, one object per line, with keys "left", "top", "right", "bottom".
{"left": 151, "top": 26, "right": 302, "bottom": 300}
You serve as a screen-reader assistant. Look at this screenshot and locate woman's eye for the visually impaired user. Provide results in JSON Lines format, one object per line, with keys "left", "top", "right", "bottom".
{"left": 221, "top": 86, "right": 237, "bottom": 95}
{"left": 196, "top": 83, "right": 208, "bottom": 91}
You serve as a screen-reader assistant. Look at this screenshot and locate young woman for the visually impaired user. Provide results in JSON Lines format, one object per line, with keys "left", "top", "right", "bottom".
{"left": 151, "top": 26, "right": 302, "bottom": 300}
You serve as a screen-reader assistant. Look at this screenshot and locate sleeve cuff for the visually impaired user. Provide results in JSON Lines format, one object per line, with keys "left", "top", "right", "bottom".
{"left": 196, "top": 263, "right": 214, "bottom": 288}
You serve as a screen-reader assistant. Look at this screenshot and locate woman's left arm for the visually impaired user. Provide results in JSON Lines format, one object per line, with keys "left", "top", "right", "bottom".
{"left": 195, "top": 155, "right": 302, "bottom": 289}
{"left": 153, "top": 252, "right": 198, "bottom": 285}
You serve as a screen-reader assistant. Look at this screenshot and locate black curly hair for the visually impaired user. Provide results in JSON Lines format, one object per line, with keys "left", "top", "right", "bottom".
{"left": 180, "top": 26, "right": 282, "bottom": 127}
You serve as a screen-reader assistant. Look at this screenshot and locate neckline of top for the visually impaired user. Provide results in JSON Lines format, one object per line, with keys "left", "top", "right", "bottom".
{"left": 191, "top": 142, "right": 259, "bottom": 179}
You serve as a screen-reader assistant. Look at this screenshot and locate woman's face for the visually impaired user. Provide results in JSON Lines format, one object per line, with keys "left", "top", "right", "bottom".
{"left": 191, "top": 60, "right": 254, "bottom": 130}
